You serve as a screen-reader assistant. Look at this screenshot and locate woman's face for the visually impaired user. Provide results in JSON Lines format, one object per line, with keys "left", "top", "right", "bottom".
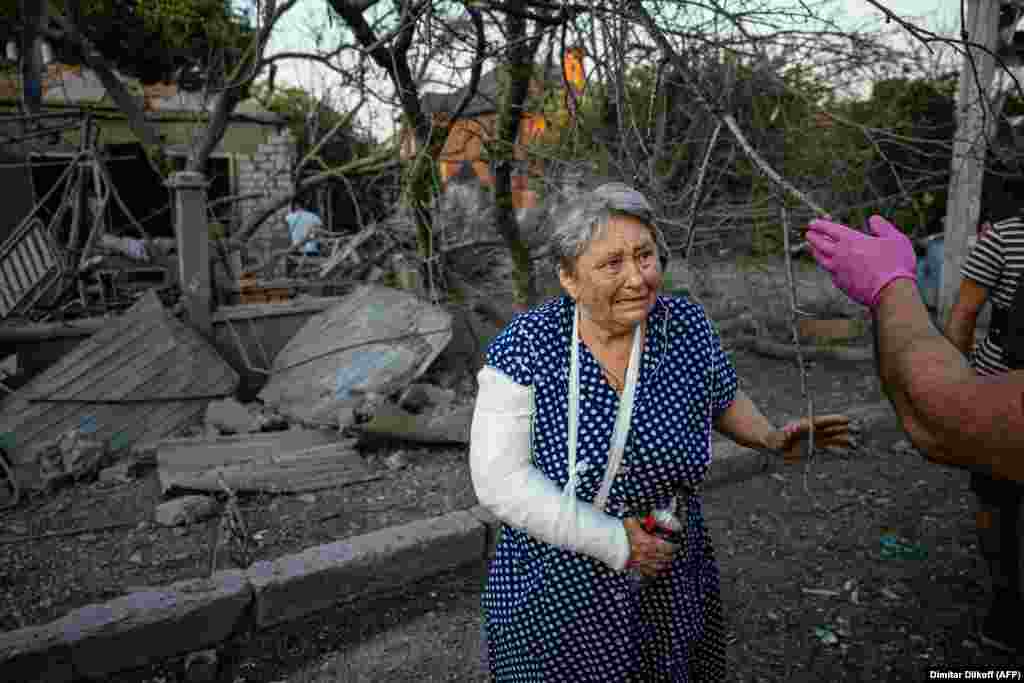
{"left": 559, "top": 214, "right": 663, "bottom": 337}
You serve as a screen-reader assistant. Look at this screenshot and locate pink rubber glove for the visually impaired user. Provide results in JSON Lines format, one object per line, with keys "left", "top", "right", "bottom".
{"left": 805, "top": 215, "right": 917, "bottom": 309}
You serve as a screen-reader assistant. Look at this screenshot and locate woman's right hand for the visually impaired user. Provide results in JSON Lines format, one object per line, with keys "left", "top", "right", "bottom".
{"left": 623, "top": 517, "right": 679, "bottom": 577}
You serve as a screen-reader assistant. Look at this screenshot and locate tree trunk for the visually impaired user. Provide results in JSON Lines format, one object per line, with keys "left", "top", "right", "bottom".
{"left": 492, "top": 10, "right": 545, "bottom": 308}
{"left": 939, "top": 0, "right": 1001, "bottom": 322}
{"left": 329, "top": 0, "right": 439, "bottom": 265}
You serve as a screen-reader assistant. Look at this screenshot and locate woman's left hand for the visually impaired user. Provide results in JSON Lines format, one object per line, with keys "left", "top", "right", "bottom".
{"left": 768, "top": 414, "right": 853, "bottom": 463}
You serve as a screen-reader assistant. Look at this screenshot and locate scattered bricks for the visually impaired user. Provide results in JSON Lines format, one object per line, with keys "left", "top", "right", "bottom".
{"left": 155, "top": 495, "right": 220, "bottom": 527}
{"left": 61, "top": 570, "right": 253, "bottom": 680}
{"left": 0, "top": 622, "right": 74, "bottom": 683}
{"left": 246, "top": 510, "right": 485, "bottom": 629}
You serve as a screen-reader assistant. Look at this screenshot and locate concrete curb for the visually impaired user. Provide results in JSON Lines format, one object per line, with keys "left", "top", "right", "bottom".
{"left": 0, "top": 401, "right": 896, "bottom": 681}
{"left": 0, "top": 511, "right": 490, "bottom": 682}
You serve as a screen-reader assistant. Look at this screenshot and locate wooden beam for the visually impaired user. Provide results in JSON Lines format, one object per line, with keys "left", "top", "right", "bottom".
{"left": 0, "top": 318, "right": 105, "bottom": 343}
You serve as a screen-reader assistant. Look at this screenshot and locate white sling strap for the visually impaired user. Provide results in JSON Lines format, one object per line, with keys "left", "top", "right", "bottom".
{"left": 563, "top": 304, "right": 643, "bottom": 517}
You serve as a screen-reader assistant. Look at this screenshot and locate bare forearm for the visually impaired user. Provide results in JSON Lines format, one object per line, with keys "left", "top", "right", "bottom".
{"left": 875, "top": 280, "right": 1024, "bottom": 480}
{"left": 714, "top": 390, "right": 776, "bottom": 451}
{"left": 944, "top": 307, "right": 977, "bottom": 355}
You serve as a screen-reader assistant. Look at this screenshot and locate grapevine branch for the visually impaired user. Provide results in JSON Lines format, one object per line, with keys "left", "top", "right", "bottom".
{"left": 780, "top": 203, "right": 817, "bottom": 500}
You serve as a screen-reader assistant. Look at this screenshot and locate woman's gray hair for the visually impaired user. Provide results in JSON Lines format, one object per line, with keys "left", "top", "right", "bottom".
{"left": 548, "top": 182, "right": 670, "bottom": 275}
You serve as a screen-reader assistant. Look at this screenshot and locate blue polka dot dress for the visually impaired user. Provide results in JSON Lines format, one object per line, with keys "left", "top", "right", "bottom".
{"left": 481, "top": 295, "right": 738, "bottom": 682}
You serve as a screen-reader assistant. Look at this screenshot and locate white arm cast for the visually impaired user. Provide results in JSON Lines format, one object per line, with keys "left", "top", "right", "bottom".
{"left": 470, "top": 365, "right": 630, "bottom": 571}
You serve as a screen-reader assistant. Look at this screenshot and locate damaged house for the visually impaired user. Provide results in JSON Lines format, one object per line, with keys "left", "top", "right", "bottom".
{"left": 400, "top": 47, "right": 586, "bottom": 210}
{"left": 0, "top": 63, "right": 475, "bottom": 513}
{"left": 0, "top": 60, "right": 297, "bottom": 313}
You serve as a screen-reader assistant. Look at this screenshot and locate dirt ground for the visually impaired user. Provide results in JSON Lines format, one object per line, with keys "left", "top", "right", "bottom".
{"left": 5, "top": 256, "right": 1022, "bottom": 680}
{"left": 97, "top": 346, "right": 1024, "bottom": 683}
{"left": 0, "top": 406, "right": 480, "bottom": 633}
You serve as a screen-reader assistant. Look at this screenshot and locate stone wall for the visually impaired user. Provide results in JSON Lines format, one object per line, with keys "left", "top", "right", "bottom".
{"left": 235, "top": 129, "right": 295, "bottom": 274}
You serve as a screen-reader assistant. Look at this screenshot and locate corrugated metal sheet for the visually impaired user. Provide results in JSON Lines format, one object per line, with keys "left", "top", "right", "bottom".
{"left": 0, "top": 290, "right": 239, "bottom": 490}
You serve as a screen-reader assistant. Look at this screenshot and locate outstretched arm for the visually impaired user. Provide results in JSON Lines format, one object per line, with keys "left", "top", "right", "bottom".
{"left": 874, "top": 279, "right": 1024, "bottom": 480}
{"left": 807, "top": 215, "right": 1024, "bottom": 482}
{"left": 714, "top": 390, "right": 851, "bottom": 458}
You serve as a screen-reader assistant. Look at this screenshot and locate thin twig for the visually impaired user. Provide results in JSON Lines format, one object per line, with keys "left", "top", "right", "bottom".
{"left": 209, "top": 511, "right": 223, "bottom": 577}
{"left": 684, "top": 121, "right": 724, "bottom": 262}
{"left": 780, "top": 204, "right": 816, "bottom": 503}
{"left": 724, "top": 115, "right": 826, "bottom": 216}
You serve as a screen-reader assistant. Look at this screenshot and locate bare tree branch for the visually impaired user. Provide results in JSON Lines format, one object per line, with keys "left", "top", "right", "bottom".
{"left": 46, "top": 12, "right": 164, "bottom": 148}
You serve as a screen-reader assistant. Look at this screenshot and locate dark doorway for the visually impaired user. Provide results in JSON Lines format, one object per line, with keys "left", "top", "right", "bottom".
{"left": 0, "top": 150, "right": 35, "bottom": 246}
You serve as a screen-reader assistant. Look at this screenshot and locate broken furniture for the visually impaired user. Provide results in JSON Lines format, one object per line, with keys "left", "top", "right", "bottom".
{"left": 0, "top": 216, "right": 63, "bottom": 320}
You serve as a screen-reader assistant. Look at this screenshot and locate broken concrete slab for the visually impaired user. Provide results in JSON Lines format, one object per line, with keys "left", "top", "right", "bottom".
{"left": 156, "top": 430, "right": 376, "bottom": 495}
{"left": 204, "top": 398, "right": 261, "bottom": 435}
{"left": 245, "top": 510, "right": 484, "bottom": 628}
{"left": 356, "top": 403, "right": 473, "bottom": 445}
{"left": 59, "top": 570, "right": 252, "bottom": 680}
{"left": 258, "top": 285, "right": 452, "bottom": 429}
{"left": 155, "top": 495, "right": 220, "bottom": 527}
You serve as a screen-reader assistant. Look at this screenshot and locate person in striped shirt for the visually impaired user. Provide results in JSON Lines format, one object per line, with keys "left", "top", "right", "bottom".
{"left": 944, "top": 215, "right": 1024, "bottom": 654}
{"left": 947, "top": 215, "right": 1024, "bottom": 374}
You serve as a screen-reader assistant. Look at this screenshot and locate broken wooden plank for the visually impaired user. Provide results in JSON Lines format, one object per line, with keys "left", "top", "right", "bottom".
{"left": 157, "top": 430, "right": 373, "bottom": 494}
{"left": 356, "top": 403, "right": 473, "bottom": 445}
{"left": 730, "top": 335, "right": 872, "bottom": 362}
{"left": 0, "top": 291, "right": 239, "bottom": 491}
{"left": 0, "top": 317, "right": 108, "bottom": 343}
{"left": 211, "top": 297, "right": 349, "bottom": 324}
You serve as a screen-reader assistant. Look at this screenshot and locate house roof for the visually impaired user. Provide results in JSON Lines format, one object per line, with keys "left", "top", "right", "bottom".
{"left": 0, "top": 290, "right": 239, "bottom": 490}
{"left": 0, "top": 63, "right": 283, "bottom": 124}
{"left": 420, "top": 60, "right": 563, "bottom": 118}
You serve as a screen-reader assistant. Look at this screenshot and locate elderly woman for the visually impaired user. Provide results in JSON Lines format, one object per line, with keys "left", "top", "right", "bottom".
{"left": 470, "top": 182, "right": 850, "bottom": 682}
